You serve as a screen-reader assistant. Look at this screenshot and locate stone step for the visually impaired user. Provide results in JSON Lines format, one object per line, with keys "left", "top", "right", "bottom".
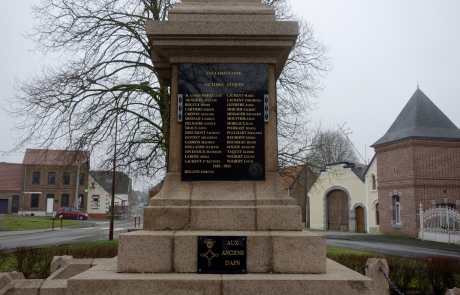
{"left": 67, "top": 258, "right": 373, "bottom": 295}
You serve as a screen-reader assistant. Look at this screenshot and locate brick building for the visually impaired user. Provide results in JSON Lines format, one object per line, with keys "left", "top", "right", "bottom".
{"left": 22, "top": 149, "right": 90, "bottom": 216}
{"left": 371, "top": 88, "right": 460, "bottom": 238}
{"left": 0, "top": 163, "right": 23, "bottom": 214}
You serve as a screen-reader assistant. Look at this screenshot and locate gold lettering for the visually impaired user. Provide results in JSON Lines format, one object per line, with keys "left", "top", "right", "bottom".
{"left": 225, "top": 260, "right": 241, "bottom": 266}
{"left": 204, "top": 83, "right": 224, "bottom": 87}
{"left": 227, "top": 240, "right": 239, "bottom": 246}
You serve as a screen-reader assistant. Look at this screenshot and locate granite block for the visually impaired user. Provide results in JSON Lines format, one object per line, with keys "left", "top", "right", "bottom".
{"left": 254, "top": 172, "right": 294, "bottom": 204}
{"left": 117, "top": 231, "right": 173, "bottom": 273}
{"left": 190, "top": 181, "right": 255, "bottom": 202}
{"left": 265, "top": 66, "right": 278, "bottom": 172}
{"left": 143, "top": 206, "right": 190, "bottom": 230}
{"left": 91, "top": 258, "right": 113, "bottom": 267}
{"left": 66, "top": 258, "right": 373, "bottom": 295}
{"left": 89, "top": 257, "right": 118, "bottom": 272}
{"left": 0, "top": 272, "right": 25, "bottom": 290}
{"left": 4, "top": 272, "right": 24, "bottom": 281}
{"left": 256, "top": 206, "right": 302, "bottom": 230}
{"left": 68, "top": 272, "right": 221, "bottom": 295}
{"left": 149, "top": 172, "right": 190, "bottom": 202}
{"left": 222, "top": 260, "right": 372, "bottom": 295}
{"left": 4, "top": 279, "right": 45, "bottom": 295}
{"left": 246, "top": 232, "right": 271, "bottom": 273}
{"left": 49, "top": 256, "right": 72, "bottom": 275}
{"left": 0, "top": 274, "right": 10, "bottom": 290}
{"left": 271, "top": 231, "right": 326, "bottom": 274}
{"left": 173, "top": 233, "right": 198, "bottom": 273}
{"left": 365, "top": 258, "right": 389, "bottom": 295}
{"left": 190, "top": 206, "right": 256, "bottom": 230}
{"left": 40, "top": 279, "right": 67, "bottom": 295}
{"left": 47, "top": 259, "right": 93, "bottom": 280}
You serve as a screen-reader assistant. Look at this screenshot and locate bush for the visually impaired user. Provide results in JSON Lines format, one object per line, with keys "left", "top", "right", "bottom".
{"left": 386, "top": 256, "right": 421, "bottom": 294}
{"left": 424, "top": 256, "right": 460, "bottom": 295}
{"left": 11, "top": 243, "right": 118, "bottom": 279}
{"left": 328, "top": 254, "right": 460, "bottom": 295}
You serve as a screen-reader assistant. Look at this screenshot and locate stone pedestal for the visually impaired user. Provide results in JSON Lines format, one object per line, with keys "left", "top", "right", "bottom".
{"left": 117, "top": 230, "right": 326, "bottom": 274}
{"left": 65, "top": 0, "right": 375, "bottom": 294}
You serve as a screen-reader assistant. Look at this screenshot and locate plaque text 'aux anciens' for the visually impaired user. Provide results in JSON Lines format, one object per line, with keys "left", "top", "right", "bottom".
{"left": 179, "top": 63, "right": 268, "bottom": 181}
{"left": 197, "top": 236, "right": 247, "bottom": 274}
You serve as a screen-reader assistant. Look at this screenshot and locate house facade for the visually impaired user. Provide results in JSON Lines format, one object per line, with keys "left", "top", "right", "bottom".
{"left": 0, "top": 163, "right": 23, "bottom": 214}
{"left": 87, "top": 171, "right": 132, "bottom": 219}
{"left": 21, "top": 149, "right": 90, "bottom": 216}
{"left": 371, "top": 88, "right": 460, "bottom": 238}
{"left": 308, "top": 159, "right": 379, "bottom": 233}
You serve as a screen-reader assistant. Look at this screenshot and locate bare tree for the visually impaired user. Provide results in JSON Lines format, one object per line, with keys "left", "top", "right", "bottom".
{"left": 306, "top": 125, "right": 362, "bottom": 173}
{"left": 6, "top": 0, "right": 331, "bottom": 179}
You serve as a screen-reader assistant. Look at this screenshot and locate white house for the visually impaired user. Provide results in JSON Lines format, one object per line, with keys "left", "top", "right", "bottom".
{"left": 308, "top": 158, "right": 379, "bottom": 233}
{"left": 87, "top": 171, "right": 132, "bottom": 219}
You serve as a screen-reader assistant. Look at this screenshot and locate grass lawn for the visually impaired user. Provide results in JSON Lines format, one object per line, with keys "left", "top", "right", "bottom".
{"left": 326, "top": 245, "right": 378, "bottom": 256}
{"left": 1, "top": 216, "right": 80, "bottom": 231}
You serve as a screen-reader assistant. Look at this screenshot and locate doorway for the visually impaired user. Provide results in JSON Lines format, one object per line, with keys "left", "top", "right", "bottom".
{"left": 46, "top": 194, "right": 55, "bottom": 214}
{"left": 327, "top": 190, "right": 349, "bottom": 231}
{"left": 356, "top": 206, "right": 365, "bottom": 233}
{"left": 11, "top": 196, "right": 19, "bottom": 214}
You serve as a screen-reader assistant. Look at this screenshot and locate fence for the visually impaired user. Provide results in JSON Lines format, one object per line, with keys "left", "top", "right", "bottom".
{"left": 419, "top": 202, "right": 460, "bottom": 244}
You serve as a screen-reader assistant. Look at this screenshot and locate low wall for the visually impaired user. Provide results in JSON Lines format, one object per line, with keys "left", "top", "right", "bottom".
{"left": 419, "top": 231, "right": 460, "bottom": 244}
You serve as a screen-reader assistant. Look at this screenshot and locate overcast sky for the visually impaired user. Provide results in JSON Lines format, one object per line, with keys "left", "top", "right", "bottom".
{"left": 1, "top": 0, "right": 460, "bottom": 166}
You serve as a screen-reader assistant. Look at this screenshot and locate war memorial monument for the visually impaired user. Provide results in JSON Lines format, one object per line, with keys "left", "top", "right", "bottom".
{"left": 47, "top": 0, "right": 378, "bottom": 294}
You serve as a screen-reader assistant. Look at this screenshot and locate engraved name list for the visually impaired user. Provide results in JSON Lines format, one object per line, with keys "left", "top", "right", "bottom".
{"left": 179, "top": 63, "right": 268, "bottom": 181}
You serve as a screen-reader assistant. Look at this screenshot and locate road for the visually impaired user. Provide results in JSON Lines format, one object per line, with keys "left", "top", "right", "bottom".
{"left": 307, "top": 229, "right": 460, "bottom": 258}
{"left": 2, "top": 211, "right": 460, "bottom": 259}
{"left": 0, "top": 209, "right": 143, "bottom": 250}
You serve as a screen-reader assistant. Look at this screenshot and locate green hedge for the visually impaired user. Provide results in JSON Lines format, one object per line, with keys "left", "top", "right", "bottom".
{"left": 327, "top": 252, "right": 460, "bottom": 295}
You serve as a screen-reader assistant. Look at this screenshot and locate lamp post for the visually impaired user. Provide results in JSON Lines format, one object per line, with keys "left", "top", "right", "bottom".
{"left": 109, "top": 99, "right": 118, "bottom": 241}
{"left": 85, "top": 78, "right": 148, "bottom": 240}
{"left": 86, "top": 78, "right": 118, "bottom": 240}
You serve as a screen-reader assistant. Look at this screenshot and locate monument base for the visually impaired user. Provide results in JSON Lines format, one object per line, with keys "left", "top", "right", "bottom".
{"left": 67, "top": 257, "right": 374, "bottom": 295}
{"left": 117, "top": 230, "right": 326, "bottom": 274}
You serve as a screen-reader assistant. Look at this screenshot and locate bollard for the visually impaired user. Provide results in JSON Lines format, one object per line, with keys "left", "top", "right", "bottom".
{"left": 52, "top": 217, "right": 55, "bottom": 230}
{"left": 60, "top": 215, "right": 63, "bottom": 229}
{"left": 138, "top": 215, "right": 141, "bottom": 227}
{"left": 365, "top": 258, "right": 389, "bottom": 295}
{"left": 134, "top": 216, "right": 137, "bottom": 228}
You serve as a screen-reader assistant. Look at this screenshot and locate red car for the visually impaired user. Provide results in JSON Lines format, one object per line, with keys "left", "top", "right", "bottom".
{"left": 55, "top": 207, "right": 89, "bottom": 220}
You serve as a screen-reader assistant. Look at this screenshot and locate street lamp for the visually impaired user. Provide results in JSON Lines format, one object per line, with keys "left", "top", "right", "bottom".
{"left": 86, "top": 78, "right": 148, "bottom": 240}
{"left": 109, "top": 98, "right": 119, "bottom": 241}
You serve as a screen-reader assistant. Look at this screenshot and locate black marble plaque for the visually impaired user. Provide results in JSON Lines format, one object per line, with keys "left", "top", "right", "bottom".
{"left": 179, "top": 63, "right": 267, "bottom": 181}
{"left": 197, "top": 236, "right": 247, "bottom": 274}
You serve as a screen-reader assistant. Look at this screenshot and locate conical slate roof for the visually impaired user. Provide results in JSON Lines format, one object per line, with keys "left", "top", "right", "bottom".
{"left": 371, "top": 88, "right": 460, "bottom": 147}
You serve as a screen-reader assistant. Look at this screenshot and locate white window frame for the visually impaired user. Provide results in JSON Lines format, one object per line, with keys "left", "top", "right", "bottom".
{"left": 92, "top": 196, "right": 99, "bottom": 209}
{"left": 395, "top": 196, "right": 401, "bottom": 225}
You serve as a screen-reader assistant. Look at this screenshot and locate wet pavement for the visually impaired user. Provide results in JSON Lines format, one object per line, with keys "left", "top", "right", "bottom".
{"left": 306, "top": 228, "right": 460, "bottom": 258}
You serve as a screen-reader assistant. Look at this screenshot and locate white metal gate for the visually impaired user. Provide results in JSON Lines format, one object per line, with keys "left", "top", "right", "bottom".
{"left": 419, "top": 202, "right": 460, "bottom": 244}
